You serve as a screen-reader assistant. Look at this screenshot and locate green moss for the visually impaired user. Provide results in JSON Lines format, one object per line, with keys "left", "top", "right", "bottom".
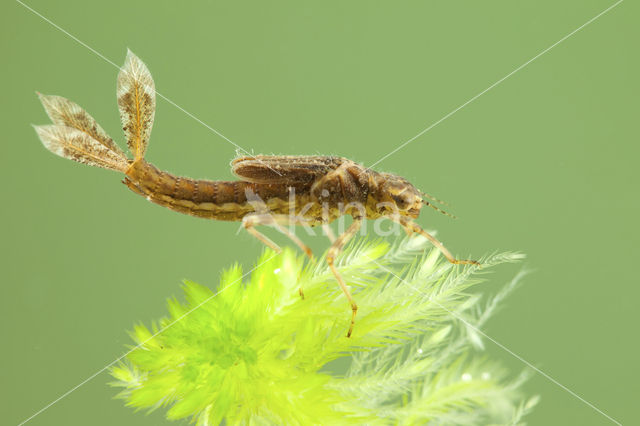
{"left": 110, "top": 237, "right": 537, "bottom": 425}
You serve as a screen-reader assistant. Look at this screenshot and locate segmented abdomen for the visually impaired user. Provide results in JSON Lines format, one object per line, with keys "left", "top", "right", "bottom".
{"left": 124, "top": 160, "right": 302, "bottom": 221}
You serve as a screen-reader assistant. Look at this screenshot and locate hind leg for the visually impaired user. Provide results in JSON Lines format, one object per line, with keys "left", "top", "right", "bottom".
{"left": 242, "top": 213, "right": 314, "bottom": 260}
{"left": 242, "top": 213, "right": 316, "bottom": 299}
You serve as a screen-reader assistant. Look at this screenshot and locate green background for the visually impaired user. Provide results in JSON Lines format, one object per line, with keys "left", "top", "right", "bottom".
{"left": 1, "top": 1, "right": 637, "bottom": 424}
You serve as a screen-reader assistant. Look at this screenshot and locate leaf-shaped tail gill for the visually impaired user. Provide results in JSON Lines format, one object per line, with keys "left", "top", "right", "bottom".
{"left": 117, "top": 49, "right": 155, "bottom": 160}
{"left": 34, "top": 125, "right": 129, "bottom": 172}
{"left": 37, "top": 92, "right": 127, "bottom": 159}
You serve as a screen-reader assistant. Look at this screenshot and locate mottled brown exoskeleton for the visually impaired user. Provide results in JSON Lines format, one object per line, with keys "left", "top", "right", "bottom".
{"left": 34, "top": 50, "right": 479, "bottom": 337}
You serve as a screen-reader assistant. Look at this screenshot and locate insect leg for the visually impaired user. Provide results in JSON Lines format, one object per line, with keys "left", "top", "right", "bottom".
{"left": 392, "top": 216, "right": 480, "bottom": 266}
{"left": 242, "top": 214, "right": 282, "bottom": 253}
{"left": 242, "top": 214, "right": 314, "bottom": 260}
{"left": 243, "top": 213, "right": 315, "bottom": 300}
{"left": 322, "top": 223, "right": 336, "bottom": 243}
{"left": 326, "top": 216, "right": 364, "bottom": 337}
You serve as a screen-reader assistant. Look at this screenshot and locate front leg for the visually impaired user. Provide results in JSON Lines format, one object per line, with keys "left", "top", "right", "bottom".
{"left": 326, "top": 215, "right": 364, "bottom": 337}
{"left": 391, "top": 216, "right": 480, "bottom": 266}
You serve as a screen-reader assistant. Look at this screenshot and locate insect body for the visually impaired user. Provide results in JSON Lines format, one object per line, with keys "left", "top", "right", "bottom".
{"left": 35, "top": 50, "right": 479, "bottom": 338}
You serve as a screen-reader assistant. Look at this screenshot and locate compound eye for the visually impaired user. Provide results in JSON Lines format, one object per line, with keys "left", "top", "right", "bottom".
{"left": 391, "top": 193, "right": 410, "bottom": 209}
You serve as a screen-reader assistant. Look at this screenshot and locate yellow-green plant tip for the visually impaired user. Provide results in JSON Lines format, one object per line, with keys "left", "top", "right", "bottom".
{"left": 110, "top": 236, "right": 536, "bottom": 424}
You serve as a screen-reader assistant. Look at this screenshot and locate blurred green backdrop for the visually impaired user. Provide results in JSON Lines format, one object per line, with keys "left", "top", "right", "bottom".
{"left": 1, "top": 1, "right": 637, "bottom": 424}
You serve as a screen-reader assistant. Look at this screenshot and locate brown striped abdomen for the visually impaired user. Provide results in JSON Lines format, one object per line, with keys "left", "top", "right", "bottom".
{"left": 123, "top": 160, "right": 311, "bottom": 221}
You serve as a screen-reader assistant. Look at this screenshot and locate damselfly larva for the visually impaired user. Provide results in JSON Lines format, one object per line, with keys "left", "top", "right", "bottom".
{"left": 34, "top": 50, "right": 479, "bottom": 337}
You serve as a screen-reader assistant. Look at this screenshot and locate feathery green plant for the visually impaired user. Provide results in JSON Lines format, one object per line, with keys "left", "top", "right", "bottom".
{"left": 110, "top": 236, "right": 538, "bottom": 425}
